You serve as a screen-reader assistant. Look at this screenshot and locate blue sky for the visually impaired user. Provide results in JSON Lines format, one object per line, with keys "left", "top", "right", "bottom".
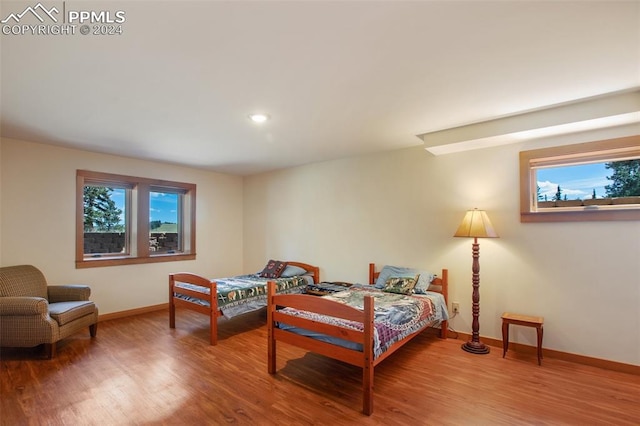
{"left": 537, "top": 162, "right": 610, "bottom": 201}
{"left": 150, "top": 192, "right": 178, "bottom": 223}
{"left": 110, "top": 190, "right": 178, "bottom": 224}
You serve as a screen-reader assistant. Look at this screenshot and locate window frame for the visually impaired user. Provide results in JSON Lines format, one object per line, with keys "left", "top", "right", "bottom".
{"left": 76, "top": 170, "right": 196, "bottom": 268}
{"left": 519, "top": 135, "right": 640, "bottom": 223}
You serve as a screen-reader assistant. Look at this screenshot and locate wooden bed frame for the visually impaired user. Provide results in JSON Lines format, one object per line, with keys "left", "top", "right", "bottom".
{"left": 169, "top": 261, "right": 320, "bottom": 345}
{"left": 267, "top": 263, "right": 448, "bottom": 415}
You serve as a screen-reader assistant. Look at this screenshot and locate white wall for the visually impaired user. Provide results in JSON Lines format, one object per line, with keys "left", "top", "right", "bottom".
{"left": 243, "top": 128, "right": 640, "bottom": 366}
{"left": 0, "top": 138, "right": 244, "bottom": 315}
{"left": 2, "top": 131, "right": 638, "bottom": 365}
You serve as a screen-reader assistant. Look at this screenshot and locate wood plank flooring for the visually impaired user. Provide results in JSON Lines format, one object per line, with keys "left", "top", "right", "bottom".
{"left": 2, "top": 308, "right": 639, "bottom": 425}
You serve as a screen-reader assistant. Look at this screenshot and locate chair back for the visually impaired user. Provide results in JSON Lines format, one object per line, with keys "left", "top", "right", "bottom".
{"left": 0, "top": 265, "right": 48, "bottom": 299}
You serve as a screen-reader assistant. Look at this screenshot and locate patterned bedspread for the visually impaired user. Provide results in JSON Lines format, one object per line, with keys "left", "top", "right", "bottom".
{"left": 174, "top": 274, "right": 309, "bottom": 318}
{"left": 278, "top": 287, "right": 439, "bottom": 358}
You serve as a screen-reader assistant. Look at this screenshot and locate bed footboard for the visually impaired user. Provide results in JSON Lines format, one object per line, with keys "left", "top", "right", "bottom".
{"left": 169, "top": 273, "right": 220, "bottom": 345}
{"left": 267, "top": 281, "right": 376, "bottom": 415}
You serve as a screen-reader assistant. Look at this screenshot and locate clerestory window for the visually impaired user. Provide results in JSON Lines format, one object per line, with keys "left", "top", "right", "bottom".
{"left": 520, "top": 136, "right": 640, "bottom": 222}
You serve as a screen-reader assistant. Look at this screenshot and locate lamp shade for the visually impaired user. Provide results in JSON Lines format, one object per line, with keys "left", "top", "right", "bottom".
{"left": 454, "top": 209, "right": 499, "bottom": 238}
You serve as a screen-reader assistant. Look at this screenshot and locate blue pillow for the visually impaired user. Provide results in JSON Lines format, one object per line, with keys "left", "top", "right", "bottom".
{"left": 279, "top": 264, "right": 307, "bottom": 278}
{"left": 374, "top": 265, "right": 435, "bottom": 294}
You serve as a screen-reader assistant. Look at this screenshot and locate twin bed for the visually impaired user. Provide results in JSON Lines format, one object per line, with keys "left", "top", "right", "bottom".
{"left": 169, "top": 261, "right": 320, "bottom": 345}
{"left": 169, "top": 262, "right": 449, "bottom": 415}
{"left": 267, "top": 263, "right": 449, "bottom": 415}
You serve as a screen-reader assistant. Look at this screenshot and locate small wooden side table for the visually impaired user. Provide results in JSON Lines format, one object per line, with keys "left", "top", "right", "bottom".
{"left": 501, "top": 312, "right": 544, "bottom": 365}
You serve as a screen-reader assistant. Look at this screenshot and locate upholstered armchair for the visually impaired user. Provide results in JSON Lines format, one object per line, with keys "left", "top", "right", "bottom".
{"left": 0, "top": 265, "right": 98, "bottom": 358}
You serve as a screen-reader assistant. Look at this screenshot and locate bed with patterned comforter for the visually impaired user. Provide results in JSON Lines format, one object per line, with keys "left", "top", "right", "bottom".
{"left": 277, "top": 286, "right": 446, "bottom": 358}
{"left": 169, "top": 261, "right": 320, "bottom": 345}
{"left": 267, "top": 263, "right": 448, "bottom": 415}
{"left": 175, "top": 274, "right": 311, "bottom": 319}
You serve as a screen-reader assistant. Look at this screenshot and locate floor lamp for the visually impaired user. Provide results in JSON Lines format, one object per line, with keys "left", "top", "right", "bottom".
{"left": 454, "top": 208, "right": 498, "bottom": 354}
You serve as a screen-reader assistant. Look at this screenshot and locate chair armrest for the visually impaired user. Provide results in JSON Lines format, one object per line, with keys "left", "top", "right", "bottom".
{"left": 0, "top": 297, "right": 48, "bottom": 315}
{"left": 48, "top": 285, "right": 91, "bottom": 302}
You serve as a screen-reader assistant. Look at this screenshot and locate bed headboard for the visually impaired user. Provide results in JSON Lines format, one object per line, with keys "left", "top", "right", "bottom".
{"left": 368, "top": 263, "right": 448, "bottom": 303}
{"left": 287, "top": 261, "right": 320, "bottom": 284}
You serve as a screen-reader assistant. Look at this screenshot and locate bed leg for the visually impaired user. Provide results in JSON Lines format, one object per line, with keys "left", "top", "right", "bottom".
{"left": 169, "top": 275, "right": 175, "bottom": 329}
{"left": 363, "top": 295, "right": 374, "bottom": 415}
{"left": 440, "top": 320, "right": 448, "bottom": 339}
{"left": 210, "top": 309, "right": 218, "bottom": 346}
{"left": 268, "top": 331, "right": 276, "bottom": 374}
{"left": 363, "top": 362, "right": 373, "bottom": 415}
{"left": 169, "top": 303, "right": 175, "bottom": 328}
{"left": 209, "top": 282, "right": 218, "bottom": 345}
{"left": 267, "top": 281, "right": 277, "bottom": 374}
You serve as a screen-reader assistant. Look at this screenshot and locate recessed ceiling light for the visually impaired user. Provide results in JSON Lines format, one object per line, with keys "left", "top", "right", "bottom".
{"left": 249, "top": 113, "right": 270, "bottom": 123}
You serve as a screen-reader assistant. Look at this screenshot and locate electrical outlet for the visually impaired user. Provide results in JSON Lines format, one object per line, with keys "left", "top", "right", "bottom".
{"left": 452, "top": 302, "right": 460, "bottom": 314}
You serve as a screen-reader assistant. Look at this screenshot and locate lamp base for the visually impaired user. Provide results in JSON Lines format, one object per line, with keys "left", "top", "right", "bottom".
{"left": 461, "top": 341, "right": 490, "bottom": 355}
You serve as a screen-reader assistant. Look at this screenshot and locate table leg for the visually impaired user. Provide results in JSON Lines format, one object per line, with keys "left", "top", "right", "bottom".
{"left": 502, "top": 321, "right": 509, "bottom": 358}
{"left": 537, "top": 326, "right": 543, "bottom": 365}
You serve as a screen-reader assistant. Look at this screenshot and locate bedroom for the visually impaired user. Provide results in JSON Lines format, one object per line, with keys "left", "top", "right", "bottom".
{"left": 1, "top": 0, "right": 639, "bottom": 423}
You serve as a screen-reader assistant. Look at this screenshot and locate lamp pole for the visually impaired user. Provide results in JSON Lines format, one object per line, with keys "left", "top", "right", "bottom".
{"left": 461, "top": 237, "right": 489, "bottom": 354}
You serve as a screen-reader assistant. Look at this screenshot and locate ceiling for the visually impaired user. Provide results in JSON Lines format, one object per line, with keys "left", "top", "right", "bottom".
{"left": 1, "top": 1, "right": 639, "bottom": 175}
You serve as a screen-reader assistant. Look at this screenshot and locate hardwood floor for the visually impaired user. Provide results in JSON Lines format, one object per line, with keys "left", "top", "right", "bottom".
{"left": 2, "top": 308, "right": 639, "bottom": 425}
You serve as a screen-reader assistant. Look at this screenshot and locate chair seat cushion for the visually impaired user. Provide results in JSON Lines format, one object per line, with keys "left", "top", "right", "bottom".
{"left": 48, "top": 301, "right": 96, "bottom": 326}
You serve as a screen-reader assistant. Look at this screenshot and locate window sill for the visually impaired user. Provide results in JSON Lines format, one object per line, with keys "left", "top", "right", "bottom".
{"left": 521, "top": 209, "right": 640, "bottom": 223}
{"left": 76, "top": 253, "right": 196, "bottom": 268}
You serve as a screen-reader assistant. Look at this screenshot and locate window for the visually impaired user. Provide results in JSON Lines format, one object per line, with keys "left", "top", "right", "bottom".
{"left": 149, "top": 188, "right": 188, "bottom": 254}
{"left": 520, "top": 135, "right": 640, "bottom": 222}
{"left": 83, "top": 184, "right": 130, "bottom": 256}
{"left": 76, "top": 170, "right": 196, "bottom": 268}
